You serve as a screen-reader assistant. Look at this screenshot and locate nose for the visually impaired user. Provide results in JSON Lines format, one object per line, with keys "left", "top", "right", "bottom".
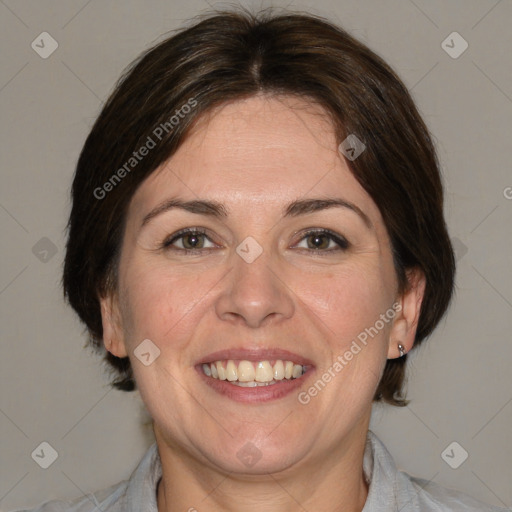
{"left": 214, "top": 247, "right": 295, "bottom": 328}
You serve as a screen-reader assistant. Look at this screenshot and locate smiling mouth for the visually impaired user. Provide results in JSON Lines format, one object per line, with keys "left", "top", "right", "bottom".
{"left": 201, "top": 359, "right": 307, "bottom": 387}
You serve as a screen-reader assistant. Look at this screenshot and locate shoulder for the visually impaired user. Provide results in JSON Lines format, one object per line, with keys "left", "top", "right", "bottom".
{"left": 10, "top": 443, "right": 161, "bottom": 512}
{"left": 366, "top": 431, "right": 507, "bottom": 512}
{"left": 8, "top": 480, "right": 129, "bottom": 512}
{"left": 397, "top": 471, "right": 507, "bottom": 512}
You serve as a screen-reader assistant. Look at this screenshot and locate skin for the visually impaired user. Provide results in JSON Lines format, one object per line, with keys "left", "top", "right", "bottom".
{"left": 101, "top": 94, "right": 425, "bottom": 512}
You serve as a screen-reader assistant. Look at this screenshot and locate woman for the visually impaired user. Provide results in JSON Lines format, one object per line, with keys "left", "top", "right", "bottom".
{"left": 16, "top": 9, "right": 506, "bottom": 512}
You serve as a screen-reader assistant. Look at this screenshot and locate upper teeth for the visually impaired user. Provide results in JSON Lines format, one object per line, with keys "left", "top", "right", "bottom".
{"left": 202, "top": 360, "right": 305, "bottom": 383}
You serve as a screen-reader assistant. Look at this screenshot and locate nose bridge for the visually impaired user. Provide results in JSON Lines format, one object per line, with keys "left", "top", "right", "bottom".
{"left": 214, "top": 239, "right": 295, "bottom": 328}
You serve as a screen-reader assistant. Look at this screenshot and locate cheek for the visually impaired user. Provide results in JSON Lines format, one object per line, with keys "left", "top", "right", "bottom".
{"left": 291, "top": 263, "right": 394, "bottom": 432}
{"left": 292, "top": 259, "right": 395, "bottom": 346}
{"left": 118, "top": 258, "right": 217, "bottom": 350}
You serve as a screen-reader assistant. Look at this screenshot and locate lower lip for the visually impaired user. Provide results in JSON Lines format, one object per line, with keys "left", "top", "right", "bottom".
{"left": 196, "top": 367, "right": 313, "bottom": 403}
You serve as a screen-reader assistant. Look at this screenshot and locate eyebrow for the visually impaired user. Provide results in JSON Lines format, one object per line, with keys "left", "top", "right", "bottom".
{"left": 140, "top": 197, "right": 372, "bottom": 229}
{"left": 285, "top": 198, "right": 372, "bottom": 228}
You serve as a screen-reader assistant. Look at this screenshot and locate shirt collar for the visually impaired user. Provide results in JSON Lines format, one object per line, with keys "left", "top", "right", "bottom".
{"left": 362, "top": 430, "right": 420, "bottom": 512}
{"left": 125, "top": 442, "right": 161, "bottom": 511}
{"left": 123, "top": 430, "right": 413, "bottom": 511}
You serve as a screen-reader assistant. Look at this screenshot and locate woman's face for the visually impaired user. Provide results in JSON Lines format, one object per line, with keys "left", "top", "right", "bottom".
{"left": 102, "top": 95, "right": 422, "bottom": 475}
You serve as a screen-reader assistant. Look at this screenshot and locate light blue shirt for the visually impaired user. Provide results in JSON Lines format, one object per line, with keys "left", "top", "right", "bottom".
{"left": 13, "top": 430, "right": 507, "bottom": 511}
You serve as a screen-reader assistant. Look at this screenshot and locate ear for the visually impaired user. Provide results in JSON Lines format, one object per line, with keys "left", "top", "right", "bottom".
{"left": 99, "top": 293, "right": 128, "bottom": 358}
{"left": 387, "top": 267, "right": 426, "bottom": 359}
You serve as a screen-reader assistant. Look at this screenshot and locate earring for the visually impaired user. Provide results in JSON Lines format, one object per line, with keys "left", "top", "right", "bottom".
{"left": 397, "top": 343, "right": 406, "bottom": 357}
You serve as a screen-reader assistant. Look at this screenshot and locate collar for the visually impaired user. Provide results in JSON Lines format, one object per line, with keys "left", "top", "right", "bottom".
{"left": 123, "top": 430, "right": 414, "bottom": 512}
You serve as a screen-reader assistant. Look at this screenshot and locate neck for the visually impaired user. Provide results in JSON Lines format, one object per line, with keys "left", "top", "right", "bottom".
{"left": 156, "top": 418, "right": 371, "bottom": 512}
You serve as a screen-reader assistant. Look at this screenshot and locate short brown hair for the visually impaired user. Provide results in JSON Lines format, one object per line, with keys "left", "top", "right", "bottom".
{"left": 63, "top": 8, "right": 455, "bottom": 405}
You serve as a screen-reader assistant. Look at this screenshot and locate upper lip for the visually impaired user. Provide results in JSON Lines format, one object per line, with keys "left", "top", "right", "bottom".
{"left": 197, "top": 348, "right": 314, "bottom": 367}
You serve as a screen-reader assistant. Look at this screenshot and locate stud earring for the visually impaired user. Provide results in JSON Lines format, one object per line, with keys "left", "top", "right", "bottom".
{"left": 398, "top": 343, "right": 406, "bottom": 357}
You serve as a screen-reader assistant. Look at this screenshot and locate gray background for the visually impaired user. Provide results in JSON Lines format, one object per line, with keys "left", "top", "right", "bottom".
{"left": 1, "top": 0, "right": 511, "bottom": 509}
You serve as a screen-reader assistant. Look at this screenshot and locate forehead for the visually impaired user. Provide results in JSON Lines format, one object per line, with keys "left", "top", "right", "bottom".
{"left": 129, "top": 94, "right": 381, "bottom": 223}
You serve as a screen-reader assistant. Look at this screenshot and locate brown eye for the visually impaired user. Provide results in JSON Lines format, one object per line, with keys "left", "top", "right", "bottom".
{"left": 306, "top": 233, "right": 330, "bottom": 250}
{"left": 181, "top": 233, "right": 205, "bottom": 249}
{"left": 295, "top": 229, "right": 349, "bottom": 252}
{"left": 163, "top": 228, "right": 216, "bottom": 252}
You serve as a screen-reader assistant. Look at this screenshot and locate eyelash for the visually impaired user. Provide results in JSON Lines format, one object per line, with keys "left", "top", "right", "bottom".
{"left": 162, "top": 228, "right": 349, "bottom": 255}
